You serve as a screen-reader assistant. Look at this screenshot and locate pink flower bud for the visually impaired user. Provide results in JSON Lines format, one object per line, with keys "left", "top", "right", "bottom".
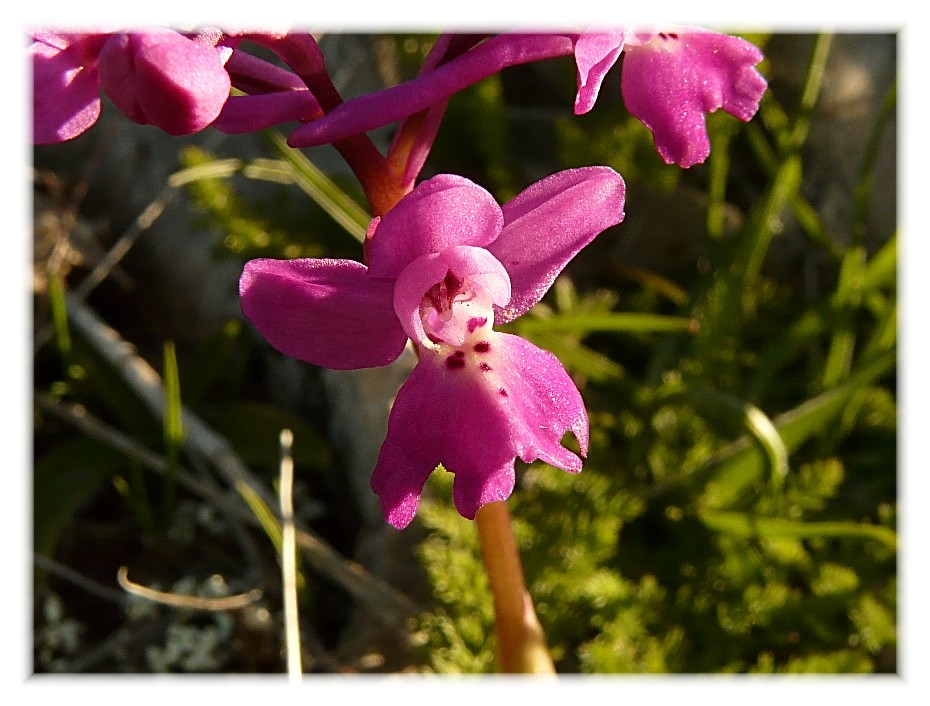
{"left": 97, "top": 30, "right": 231, "bottom": 136}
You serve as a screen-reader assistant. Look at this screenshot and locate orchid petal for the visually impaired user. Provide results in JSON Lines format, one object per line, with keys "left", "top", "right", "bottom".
{"left": 239, "top": 258, "right": 408, "bottom": 370}
{"left": 31, "top": 33, "right": 106, "bottom": 144}
{"left": 572, "top": 30, "right": 628, "bottom": 115}
{"left": 492, "top": 332, "right": 589, "bottom": 466}
{"left": 450, "top": 458, "right": 516, "bottom": 525}
{"left": 370, "top": 331, "right": 586, "bottom": 528}
{"left": 366, "top": 174, "right": 504, "bottom": 279}
{"left": 621, "top": 29, "right": 767, "bottom": 167}
{"left": 489, "top": 167, "right": 626, "bottom": 324}
{"left": 370, "top": 350, "right": 518, "bottom": 528}
{"left": 98, "top": 31, "right": 231, "bottom": 136}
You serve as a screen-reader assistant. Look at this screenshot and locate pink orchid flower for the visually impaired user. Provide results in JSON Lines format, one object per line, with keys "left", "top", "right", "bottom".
{"left": 573, "top": 28, "right": 768, "bottom": 167}
{"left": 31, "top": 29, "right": 232, "bottom": 144}
{"left": 288, "top": 30, "right": 765, "bottom": 169}
{"left": 239, "top": 167, "right": 626, "bottom": 528}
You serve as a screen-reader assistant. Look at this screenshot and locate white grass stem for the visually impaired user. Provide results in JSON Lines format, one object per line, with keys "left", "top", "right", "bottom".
{"left": 279, "top": 428, "right": 302, "bottom": 681}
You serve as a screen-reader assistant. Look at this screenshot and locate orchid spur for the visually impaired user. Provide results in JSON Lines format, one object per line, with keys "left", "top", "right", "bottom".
{"left": 240, "top": 167, "right": 626, "bottom": 528}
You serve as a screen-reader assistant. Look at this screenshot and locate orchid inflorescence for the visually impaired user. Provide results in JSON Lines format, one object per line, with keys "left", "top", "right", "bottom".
{"left": 32, "top": 28, "right": 766, "bottom": 529}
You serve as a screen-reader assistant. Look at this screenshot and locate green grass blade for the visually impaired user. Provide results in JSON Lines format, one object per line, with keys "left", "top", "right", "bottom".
{"left": 706, "top": 114, "right": 737, "bottom": 241}
{"left": 745, "top": 120, "right": 842, "bottom": 260}
{"left": 699, "top": 510, "right": 896, "bottom": 550}
{"left": 821, "top": 246, "right": 866, "bottom": 389}
{"left": 514, "top": 313, "right": 696, "bottom": 336}
{"left": 162, "top": 341, "right": 185, "bottom": 448}
{"left": 861, "top": 231, "right": 897, "bottom": 291}
{"left": 612, "top": 263, "right": 689, "bottom": 307}
{"left": 520, "top": 331, "right": 624, "bottom": 381}
{"left": 860, "top": 299, "right": 897, "bottom": 363}
{"left": 787, "top": 34, "right": 834, "bottom": 153}
{"left": 264, "top": 131, "right": 370, "bottom": 243}
{"left": 161, "top": 341, "right": 185, "bottom": 524}
{"left": 701, "top": 349, "right": 895, "bottom": 508}
{"left": 740, "top": 154, "right": 803, "bottom": 295}
{"left": 852, "top": 79, "right": 896, "bottom": 248}
{"left": 236, "top": 480, "right": 284, "bottom": 555}
{"left": 47, "top": 270, "right": 72, "bottom": 360}
{"left": 662, "top": 387, "right": 789, "bottom": 487}
{"left": 168, "top": 158, "right": 243, "bottom": 187}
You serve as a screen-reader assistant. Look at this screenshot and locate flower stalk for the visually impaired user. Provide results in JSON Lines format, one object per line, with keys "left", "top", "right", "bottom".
{"left": 476, "top": 501, "right": 555, "bottom": 674}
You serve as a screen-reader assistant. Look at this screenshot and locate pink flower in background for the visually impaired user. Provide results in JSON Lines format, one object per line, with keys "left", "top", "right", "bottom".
{"left": 573, "top": 28, "right": 768, "bottom": 167}
{"left": 240, "top": 167, "right": 626, "bottom": 527}
{"left": 96, "top": 31, "right": 232, "bottom": 136}
{"left": 31, "top": 32, "right": 108, "bottom": 144}
{"left": 31, "top": 29, "right": 232, "bottom": 144}
{"left": 287, "top": 29, "right": 764, "bottom": 168}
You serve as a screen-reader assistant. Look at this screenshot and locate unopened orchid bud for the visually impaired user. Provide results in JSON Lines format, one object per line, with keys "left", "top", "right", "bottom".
{"left": 97, "top": 31, "right": 231, "bottom": 136}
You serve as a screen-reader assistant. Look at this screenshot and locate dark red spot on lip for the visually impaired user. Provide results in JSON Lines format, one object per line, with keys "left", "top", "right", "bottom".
{"left": 498, "top": 388, "right": 508, "bottom": 397}
{"left": 446, "top": 351, "right": 466, "bottom": 370}
{"left": 479, "top": 362, "right": 492, "bottom": 372}
{"left": 473, "top": 341, "right": 491, "bottom": 353}
{"left": 467, "top": 317, "right": 487, "bottom": 333}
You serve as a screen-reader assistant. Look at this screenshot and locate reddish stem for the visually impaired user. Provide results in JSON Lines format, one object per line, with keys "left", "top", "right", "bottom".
{"left": 475, "top": 501, "right": 555, "bottom": 674}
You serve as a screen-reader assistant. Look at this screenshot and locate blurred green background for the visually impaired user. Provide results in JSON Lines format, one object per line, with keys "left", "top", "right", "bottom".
{"left": 32, "top": 32, "right": 896, "bottom": 674}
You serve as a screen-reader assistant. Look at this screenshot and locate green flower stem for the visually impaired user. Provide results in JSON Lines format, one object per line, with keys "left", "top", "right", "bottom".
{"left": 475, "top": 501, "right": 555, "bottom": 674}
